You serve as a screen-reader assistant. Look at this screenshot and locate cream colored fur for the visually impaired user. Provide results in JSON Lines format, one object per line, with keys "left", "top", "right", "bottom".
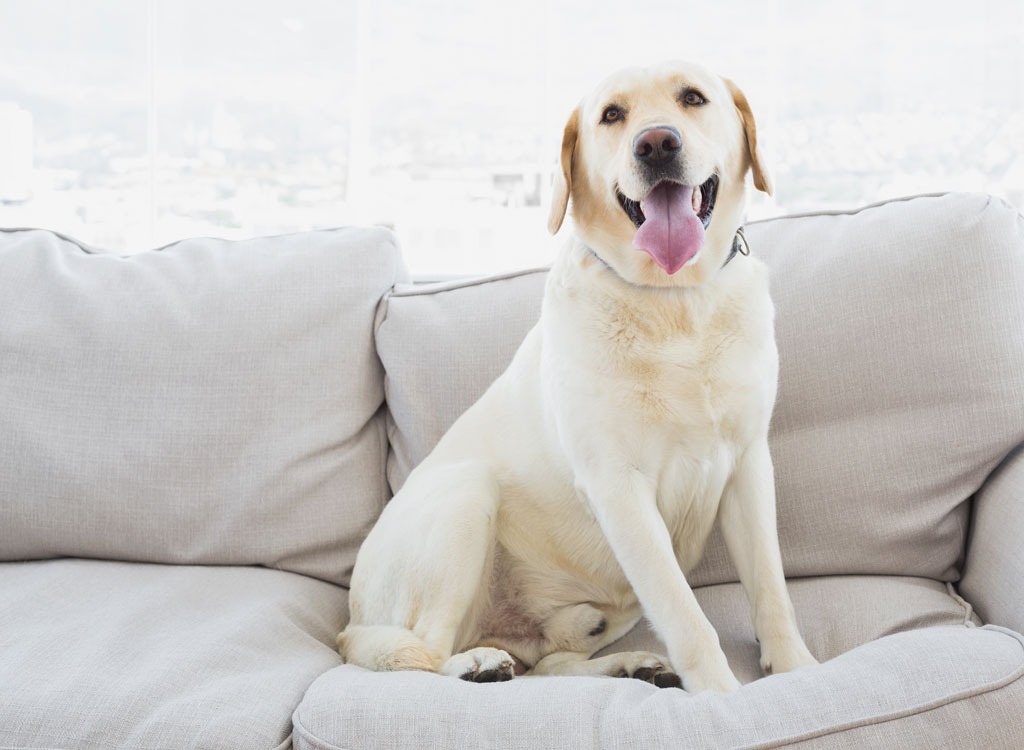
{"left": 338, "top": 61, "right": 817, "bottom": 693}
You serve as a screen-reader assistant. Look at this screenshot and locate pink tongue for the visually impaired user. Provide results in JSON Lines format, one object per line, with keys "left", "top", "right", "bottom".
{"left": 633, "top": 182, "right": 704, "bottom": 274}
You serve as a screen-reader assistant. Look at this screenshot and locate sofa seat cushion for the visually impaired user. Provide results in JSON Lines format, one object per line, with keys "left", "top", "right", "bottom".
{"left": 0, "top": 559, "right": 346, "bottom": 750}
{"left": 293, "top": 577, "right": 1022, "bottom": 750}
{"left": 0, "top": 226, "right": 406, "bottom": 586}
{"left": 599, "top": 575, "right": 980, "bottom": 683}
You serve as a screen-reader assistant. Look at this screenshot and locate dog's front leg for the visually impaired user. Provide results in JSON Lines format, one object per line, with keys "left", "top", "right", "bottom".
{"left": 719, "top": 440, "right": 817, "bottom": 676}
{"left": 582, "top": 467, "right": 740, "bottom": 694}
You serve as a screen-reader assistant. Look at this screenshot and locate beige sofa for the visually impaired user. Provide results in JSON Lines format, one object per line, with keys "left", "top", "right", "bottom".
{"left": 1, "top": 192, "right": 1022, "bottom": 749}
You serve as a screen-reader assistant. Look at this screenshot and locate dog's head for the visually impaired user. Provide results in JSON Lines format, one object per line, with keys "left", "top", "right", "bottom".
{"left": 548, "top": 61, "right": 772, "bottom": 288}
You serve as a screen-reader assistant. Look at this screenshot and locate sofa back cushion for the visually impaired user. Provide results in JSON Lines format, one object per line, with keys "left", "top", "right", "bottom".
{"left": 0, "top": 227, "right": 405, "bottom": 586}
{"left": 377, "top": 269, "right": 548, "bottom": 491}
{"left": 375, "top": 193, "right": 1024, "bottom": 584}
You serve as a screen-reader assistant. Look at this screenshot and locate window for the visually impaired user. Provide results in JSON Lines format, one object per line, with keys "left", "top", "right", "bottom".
{"left": 1, "top": 0, "right": 1022, "bottom": 274}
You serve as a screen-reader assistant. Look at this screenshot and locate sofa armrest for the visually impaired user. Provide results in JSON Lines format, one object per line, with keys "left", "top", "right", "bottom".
{"left": 961, "top": 444, "right": 1024, "bottom": 633}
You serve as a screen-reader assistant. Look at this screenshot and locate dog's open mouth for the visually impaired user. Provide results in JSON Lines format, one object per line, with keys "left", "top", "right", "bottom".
{"left": 617, "top": 174, "right": 719, "bottom": 230}
{"left": 618, "top": 175, "right": 719, "bottom": 275}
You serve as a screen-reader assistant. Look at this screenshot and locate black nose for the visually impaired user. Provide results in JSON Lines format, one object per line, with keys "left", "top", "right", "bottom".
{"left": 633, "top": 126, "right": 682, "bottom": 165}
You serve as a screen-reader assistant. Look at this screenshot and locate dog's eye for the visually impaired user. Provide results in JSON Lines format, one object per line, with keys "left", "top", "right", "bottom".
{"left": 681, "top": 89, "right": 707, "bottom": 107}
{"left": 601, "top": 105, "right": 625, "bottom": 124}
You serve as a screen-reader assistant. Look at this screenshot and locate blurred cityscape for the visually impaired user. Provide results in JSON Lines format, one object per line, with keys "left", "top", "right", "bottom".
{"left": 1, "top": 1, "right": 1022, "bottom": 274}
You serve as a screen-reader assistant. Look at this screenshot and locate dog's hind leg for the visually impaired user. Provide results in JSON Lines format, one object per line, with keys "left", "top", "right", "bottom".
{"left": 339, "top": 460, "right": 505, "bottom": 678}
{"left": 337, "top": 624, "right": 442, "bottom": 672}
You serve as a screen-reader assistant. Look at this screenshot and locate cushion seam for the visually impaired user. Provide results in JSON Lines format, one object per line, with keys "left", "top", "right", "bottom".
{"left": 0, "top": 225, "right": 389, "bottom": 257}
{"left": 744, "top": 192, "right": 952, "bottom": 226}
{"left": 945, "top": 582, "right": 976, "bottom": 627}
{"left": 744, "top": 626, "right": 1024, "bottom": 750}
{"left": 291, "top": 711, "right": 347, "bottom": 750}
{"left": 270, "top": 733, "right": 294, "bottom": 750}
{"left": 392, "top": 266, "right": 548, "bottom": 297}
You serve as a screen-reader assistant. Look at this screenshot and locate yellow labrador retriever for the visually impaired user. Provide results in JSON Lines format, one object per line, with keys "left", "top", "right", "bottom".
{"left": 338, "top": 61, "right": 817, "bottom": 693}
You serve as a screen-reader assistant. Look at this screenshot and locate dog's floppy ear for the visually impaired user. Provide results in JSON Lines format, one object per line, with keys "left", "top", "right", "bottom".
{"left": 548, "top": 107, "right": 580, "bottom": 234}
{"left": 725, "top": 79, "right": 773, "bottom": 197}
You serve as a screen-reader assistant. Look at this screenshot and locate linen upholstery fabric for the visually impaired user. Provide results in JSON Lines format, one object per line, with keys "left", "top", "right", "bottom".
{"left": 375, "top": 193, "right": 1024, "bottom": 585}
{"left": 0, "top": 227, "right": 405, "bottom": 586}
{"left": 377, "top": 267, "right": 547, "bottom": 492}
{"left": 719, "top": 192, "right": 1024, "bottom": 585}
{"left": 0, "top": 559, "right": 346, "bottom": 750}
{"left": 962, "top": 445, "right": 1024, "bottom": 634}
{"left": 294, "top": 577, "right": 1021, "bottom": 750}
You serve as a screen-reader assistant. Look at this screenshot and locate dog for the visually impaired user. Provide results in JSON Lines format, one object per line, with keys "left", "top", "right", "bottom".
{"left": 338, "top": 61, "right": 817, "bottom": 694}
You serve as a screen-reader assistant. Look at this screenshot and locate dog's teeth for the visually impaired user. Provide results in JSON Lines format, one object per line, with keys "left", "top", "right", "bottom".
{"left": 692, "top": 186, "right": 702, "bottom": 213}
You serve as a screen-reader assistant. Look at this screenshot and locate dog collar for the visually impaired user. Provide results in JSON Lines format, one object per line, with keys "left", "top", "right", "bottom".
{"left": 580, "top": 228, "right": 751, "bottom": 287}
{"left": 721, "top": 227, "right": 751, "bottom": 269}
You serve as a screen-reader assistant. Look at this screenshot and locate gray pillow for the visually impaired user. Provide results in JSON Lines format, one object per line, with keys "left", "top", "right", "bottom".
{"left": 0, "top": 226, "right": 406, "bottom": 586}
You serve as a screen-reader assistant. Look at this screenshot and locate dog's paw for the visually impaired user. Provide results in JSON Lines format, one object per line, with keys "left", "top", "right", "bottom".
{"left": 673, "top": 650, "right": 741, "bottom": 694}
{"left": 760, "top": 639, "right": 818, "bottom": 676}
{"left": 609, "top": 652, "right": 682, "bottom": 689}
{"left": 630, "top": 664, "right": 683, "bottom": 689}
{"left": 442, "top": 647, "right": 516, "bottom": 683}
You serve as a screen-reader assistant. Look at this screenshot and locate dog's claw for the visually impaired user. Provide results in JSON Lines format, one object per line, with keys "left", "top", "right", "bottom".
{"left": 631, "top": 666, "right": 656, "bottom": 682}
{"left": 653, "top": 671, "right": 683, "bottom": 689}
{"left": 469, "top": 667, "right": 514, "bottom": 683}
{"left": 626, "top": 664, "right": 683, "bottom": 689}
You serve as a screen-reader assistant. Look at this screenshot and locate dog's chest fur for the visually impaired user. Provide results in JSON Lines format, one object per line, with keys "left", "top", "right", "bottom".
{"left": 544, "top": 250, "right": 777, "bottom": 460}
{"left": 486, "top": 251, "right": 777, "bottom": 629}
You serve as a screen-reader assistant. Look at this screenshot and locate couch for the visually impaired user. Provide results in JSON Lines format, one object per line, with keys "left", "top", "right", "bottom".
{"left": 1, "top": 191, "right": 1022, "bottom": 749}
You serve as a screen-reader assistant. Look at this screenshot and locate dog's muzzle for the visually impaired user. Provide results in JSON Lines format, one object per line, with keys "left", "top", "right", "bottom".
{"left": 615, "top": 124, "right": 721, "bottom": 275}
